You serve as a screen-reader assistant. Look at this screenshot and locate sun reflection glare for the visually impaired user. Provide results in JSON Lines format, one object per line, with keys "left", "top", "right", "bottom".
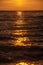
{"left": 31, "top": 64, "right": 34, "bottom": 65}
{"left": 11, "top": 29, "right": 31, "bottom": 46}
{"left": 16, "top": 62, "right": 34, "bottom": 65}
{"left": 15, "top": 20, "right": 23, "bottom": 24}
{"left": 11, "top": 37, "right": 32, "bottom": 46}
{"left": 17, "top": 11, "right": 22, "bottom": 16}
{"left": 17, "top": 11, "right": 23, "bottom": 20}
{"left": 12, "top": 30, "right": 26, "bottom": 35}
{"left": 11, "top": 11, "right": 32, "bottom": 47}
{"left": 16, "top": 62, "right": 28, "bottom": 65}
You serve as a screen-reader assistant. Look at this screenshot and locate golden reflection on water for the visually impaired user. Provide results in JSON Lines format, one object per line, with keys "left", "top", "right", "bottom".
{"left": 11, "top": 11, "right": 32, "bottom": 46}
{"left": 15, "top": 20, "right": 24, "bottom": 25}
{"left": 17, "top": 11, "right": 22, "bottom": 16}
{"left": 12, "top": 30, "right": 27, "bottom": 36}
{"left": 16, "top": 62, "right": 34, "bottom": 65}
{"left": 16, "top": 62, "right": 28, "bottom": 65}
{"left": 11, "top": 37, "right": 31, "bottom": 46}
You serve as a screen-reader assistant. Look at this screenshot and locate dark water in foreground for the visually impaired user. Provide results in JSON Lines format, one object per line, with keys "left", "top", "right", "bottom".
{"left": 0, "top": 11, "right": 43, "bottom": 65}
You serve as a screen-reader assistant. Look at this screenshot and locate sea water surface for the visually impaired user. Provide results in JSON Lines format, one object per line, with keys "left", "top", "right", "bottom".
{"left": 0, "top": 11, "right": 43, "bottom": 65}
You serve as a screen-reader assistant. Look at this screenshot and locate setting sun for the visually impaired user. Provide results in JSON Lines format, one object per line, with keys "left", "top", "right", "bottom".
{"left": 15, "top": 0, "right": 24, "bottom": 6}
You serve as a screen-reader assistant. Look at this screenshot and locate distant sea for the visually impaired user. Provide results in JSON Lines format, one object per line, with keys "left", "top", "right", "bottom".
{"left": 0, "top": 11, "right": 43, "bottom": 65}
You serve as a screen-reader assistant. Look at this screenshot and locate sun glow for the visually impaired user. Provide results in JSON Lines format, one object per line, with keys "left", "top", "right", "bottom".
{"left": 15, "top": 0, "right": 24, "bottom": 6}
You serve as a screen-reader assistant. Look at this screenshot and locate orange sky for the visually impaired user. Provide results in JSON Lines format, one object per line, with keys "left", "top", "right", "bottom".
{"left": 0, "top": 0, "right": 43, "bottom": 10}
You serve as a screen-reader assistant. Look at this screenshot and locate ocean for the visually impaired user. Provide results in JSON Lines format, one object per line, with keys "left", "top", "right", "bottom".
{"left": 0, "top": 11, "right": 43, "bottom": 65}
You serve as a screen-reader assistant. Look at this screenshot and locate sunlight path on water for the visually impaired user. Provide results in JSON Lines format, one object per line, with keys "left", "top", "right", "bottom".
{"left": 16, "top": 62, "right": 34, "bottom": 65}
{"left": 11, "top": 11, "right": 32, "bottom": 46}
{"left": 17, "top": 12, "right": 22, "bottom": 16}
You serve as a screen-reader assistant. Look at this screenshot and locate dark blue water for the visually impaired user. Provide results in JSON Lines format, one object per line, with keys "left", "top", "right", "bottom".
{"left": 0, "top": 11, "right": 43, "bottom": 65}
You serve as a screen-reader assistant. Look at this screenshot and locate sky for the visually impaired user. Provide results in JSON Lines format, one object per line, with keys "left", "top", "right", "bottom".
{"left": 0, "top": 0, "right": 43, "bottom": 10}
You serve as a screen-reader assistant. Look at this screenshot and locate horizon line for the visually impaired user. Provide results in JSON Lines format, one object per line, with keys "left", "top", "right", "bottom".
{"left": 0, "top": 10, "right": 43, "bottom": 12}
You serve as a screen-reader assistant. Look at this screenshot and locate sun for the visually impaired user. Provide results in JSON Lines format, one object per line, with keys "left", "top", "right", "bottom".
{"left": 15, "top": 0, "right": 24, "bottom": 6}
